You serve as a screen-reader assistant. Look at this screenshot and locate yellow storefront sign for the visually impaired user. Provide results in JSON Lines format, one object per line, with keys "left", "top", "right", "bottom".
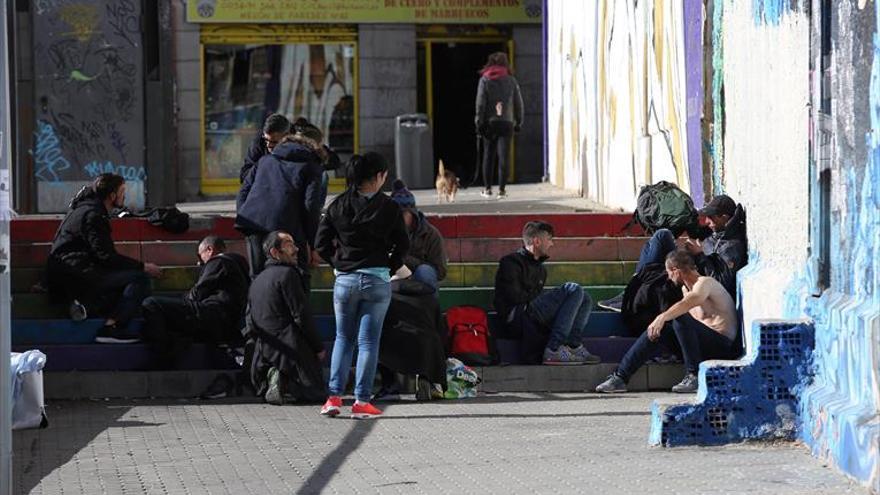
{"left": 187, "top": 0, "right": 542, "bottom": 24}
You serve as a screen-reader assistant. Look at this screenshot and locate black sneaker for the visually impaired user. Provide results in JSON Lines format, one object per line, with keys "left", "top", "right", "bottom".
{"left": 94, "top": 324, "right": 140, "bottom": 344}
{"left": 200, "top": 374, "right": 234, "bottom": 399}
{"left": 371, "top": 385, "right": 401, "bottom": 402}
{"left": 415, "top": 376, "right": 432, "bottom": 401}
{"left": 597, "top": 292, "right": 624, "bottom": 312}
{"left": 671, "top": 372, "right": 699, "bottom": 393}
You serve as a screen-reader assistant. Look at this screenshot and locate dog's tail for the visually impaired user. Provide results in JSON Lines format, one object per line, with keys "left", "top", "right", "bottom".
{"left": 438, "top": 159, "right": 446, "bottom": 177}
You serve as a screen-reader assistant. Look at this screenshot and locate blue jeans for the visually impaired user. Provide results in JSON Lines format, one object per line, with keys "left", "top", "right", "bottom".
{"left": 411, "top": 264, "right": 439, "bottom": 294}
{"left": 636, "top": 229, "right": 676, "bottom": 272}
{"left": 328, "top": 273, "right": 392, "bottom": 402}
{"left": 527, "top": 282, "right": 592, "bottom": 350}
{"left": 616, "top": 313, "right": 738, "bottom": 381}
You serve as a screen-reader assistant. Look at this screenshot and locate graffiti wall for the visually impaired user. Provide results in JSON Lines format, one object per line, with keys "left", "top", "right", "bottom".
{"left": 546, "top": 0, "right": 701, "bottom": 211}
{"left": 32, "top": 0, "right": 145, "bottom": 212}
{"left": 719, "top": 0, "right": 879, "bottom": 490}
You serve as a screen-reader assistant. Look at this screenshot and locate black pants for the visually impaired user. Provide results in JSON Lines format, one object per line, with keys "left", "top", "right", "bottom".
{"left": 91, "top": 270, "right": 151, "bottom": 327}
{"left": 616, "top": 313, "right": 739, "bottom": 381}
{"left": 482, "top": 121, "right": 514, "bottom": 192}
{"left": 142, "top": 296, "right": 231, "bottom": 363}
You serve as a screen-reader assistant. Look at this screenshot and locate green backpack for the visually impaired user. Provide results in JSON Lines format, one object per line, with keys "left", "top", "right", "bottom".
{"left": 633, "top": 181, "right": 698, "bottom": 236}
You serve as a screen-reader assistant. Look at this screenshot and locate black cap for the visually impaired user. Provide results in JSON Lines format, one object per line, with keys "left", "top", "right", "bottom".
{"left": 699, "top": 195, "right": 736, "bottom": 217}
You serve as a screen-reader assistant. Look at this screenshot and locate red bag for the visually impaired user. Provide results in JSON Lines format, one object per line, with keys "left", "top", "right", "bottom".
{"left": 445, "top": 305, "right": 496, "bottom": 366}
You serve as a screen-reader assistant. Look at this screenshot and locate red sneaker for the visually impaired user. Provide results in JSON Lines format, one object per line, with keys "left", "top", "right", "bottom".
{"left": 320, "top": 396, "right": 342, "bottom": 417}
{"left": 351, "top": 401, "right": 382, "bottom": 419}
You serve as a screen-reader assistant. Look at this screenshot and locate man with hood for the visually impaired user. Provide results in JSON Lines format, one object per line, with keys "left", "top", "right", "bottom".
{"left": 245, "top": 230, "right": 326, "bottom": 405}
{"left": 475, "top": 51, "right": 523, "bottom": 199}
{"left": 236, "top": 130, "right": 326, "bottom": 283}
{"left": 46, "top": 173, "right": 162, "bottom": 344}
{"left": 141, "top": 236, "right": 250, "bottom": 367}
{"left": 389, "top": 179, "right": 447, "bottom": 292}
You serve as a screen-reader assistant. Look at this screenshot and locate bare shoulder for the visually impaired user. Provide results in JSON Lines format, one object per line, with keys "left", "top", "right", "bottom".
{"left": 693, "top": 276, "right": 722, "bottom": 294}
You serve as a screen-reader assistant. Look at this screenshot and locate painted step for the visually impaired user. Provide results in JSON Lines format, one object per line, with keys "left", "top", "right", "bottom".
{"left": 11, "top": 286, "right": 626, "bottom": 319}
{"left": 11, "top": 213, "right": 642, "bottom": 243}
{"left": 10, "top": 240, "right": 249, "bottom": 268}
{"left": 13, "top": 336, "right": 640, "bottom": 372}
{"left": 11, "top": 261, "right": 638, "bottom": 292}
{"left": 11, "top": 311, "right": 633, "bottom": 346}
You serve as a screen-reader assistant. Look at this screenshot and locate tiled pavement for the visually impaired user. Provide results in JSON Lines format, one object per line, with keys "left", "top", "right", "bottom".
{"left": 12, "top": 393, "right": 865, "bottom": 495}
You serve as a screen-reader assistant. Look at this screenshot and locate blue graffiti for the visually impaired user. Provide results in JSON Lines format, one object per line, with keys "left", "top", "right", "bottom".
{"left": 83, "top": 160, "right": 146, "bottom": 182}
{"left": 752, "top": 0, "right": 791, "bottom": 26}
{"left": 31, "top": 119, "right": 71, "bottom": 182}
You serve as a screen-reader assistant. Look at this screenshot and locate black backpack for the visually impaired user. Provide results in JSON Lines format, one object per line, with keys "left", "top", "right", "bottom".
{"left": 620, "top": 263, "right": 683, "bottom": 336}
{"left": 632, "top": 181, "right": 698, "bottom": 236}
{"left": 119, "top": 207, "right": 190, "bottom": 234}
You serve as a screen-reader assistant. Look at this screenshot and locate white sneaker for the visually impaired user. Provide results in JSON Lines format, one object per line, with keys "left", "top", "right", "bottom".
{"left": 480, "top": 189, "right": 493, "bottom": 198}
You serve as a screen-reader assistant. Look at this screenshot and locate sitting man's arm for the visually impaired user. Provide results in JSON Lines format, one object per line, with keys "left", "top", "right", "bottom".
{"left": 647, "top": 279, "right": 711, "bottom": 340}
{"left": 84, "top": 210, "right": 143, "bottom": 271}
{"left": 282, "top": 270, "right": 325, "bottom": 359}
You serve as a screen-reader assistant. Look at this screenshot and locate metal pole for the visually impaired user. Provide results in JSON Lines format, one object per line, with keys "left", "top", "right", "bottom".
{"left": 0, "top": 0, "right": 13, "bottom": 491}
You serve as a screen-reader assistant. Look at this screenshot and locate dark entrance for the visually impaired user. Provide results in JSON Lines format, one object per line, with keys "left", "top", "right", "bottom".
{"left": 419, "top": 41, "right": 507, "bottom": 187}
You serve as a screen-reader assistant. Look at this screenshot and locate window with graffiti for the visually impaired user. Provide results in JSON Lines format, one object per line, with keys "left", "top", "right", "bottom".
{"left": 203, "top": 43, "right": 356, "bottom": 182}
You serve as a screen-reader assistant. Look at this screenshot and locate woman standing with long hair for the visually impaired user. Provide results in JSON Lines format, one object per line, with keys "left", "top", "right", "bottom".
{"left": 314, "top": 152, "right": 409, "bottom": 418}
{"left": 475, "top": 51, "right": 524, "bottom": 199}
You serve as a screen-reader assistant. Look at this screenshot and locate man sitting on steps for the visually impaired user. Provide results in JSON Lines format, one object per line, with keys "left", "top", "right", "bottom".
{"left": 494, "top": 220, "right": 601, "bottom": 365}
{"left": 595, "top": 249, "right": 741, "bottom": 394}
{"left": 141, "top": 236, "right": 250, "bottom": 367}
{"left": 46, "top": 173, "right": 162, "bottom": 344}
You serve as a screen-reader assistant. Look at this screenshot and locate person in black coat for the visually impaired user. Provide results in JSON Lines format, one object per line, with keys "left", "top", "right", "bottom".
{"left": 141, "top": 236, "right": 250, "bottom": 365}
{"left": 245, "top": 231, "right": 326, "bottom": 405}
{"left": 236, "top": 133, "right": 326, "bottom": 282}
{"left": 46, "top": 173, "right": 162, "bottom": 344}
{"left": 239, "top": 114, "right": 290, "bottom": 184}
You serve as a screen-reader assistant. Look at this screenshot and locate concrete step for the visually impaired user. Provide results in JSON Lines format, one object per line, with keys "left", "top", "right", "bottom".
{"left": 39, "top": 363, "right": 685, "bottom": 399}
{"left": 11, "top": 285, "right": 625, "bottom": 318}
{"left": 11, "top": 261, "right": 637, "bottom": 292}
{"left": 12, "top": 311, "right": 633, "bottom": 345}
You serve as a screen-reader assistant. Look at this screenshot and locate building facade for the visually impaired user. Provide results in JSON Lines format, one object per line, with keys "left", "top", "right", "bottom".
{"left": 549, "top": 1, "right": 879, "bottom": 491}
{"left": 10, "top": 0, "right": 544, "bottom": 213}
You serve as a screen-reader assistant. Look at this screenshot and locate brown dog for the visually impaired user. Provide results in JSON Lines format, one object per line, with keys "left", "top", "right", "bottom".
{"left": 435, "top": 160, "right": 459, "bottom": 203}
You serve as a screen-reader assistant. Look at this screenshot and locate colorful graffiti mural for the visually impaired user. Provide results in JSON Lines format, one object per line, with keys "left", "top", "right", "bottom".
{"left": 546, "top": 0, "right": 701, "bottom": 211}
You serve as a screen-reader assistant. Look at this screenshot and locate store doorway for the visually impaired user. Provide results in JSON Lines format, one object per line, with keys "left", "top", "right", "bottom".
{"left": 420, "top": 40, "right": 508, "bottom": 186}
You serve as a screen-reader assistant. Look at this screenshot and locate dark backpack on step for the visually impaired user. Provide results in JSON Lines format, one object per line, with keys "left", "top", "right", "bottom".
{"left": 632, "top": 181, "right": 698, "bottom": 236}
{"left": 119, "top": 207, "right": 190, "bottom": 234}
{"left": 620, "top": 263, "right": 683, "bottom": 336}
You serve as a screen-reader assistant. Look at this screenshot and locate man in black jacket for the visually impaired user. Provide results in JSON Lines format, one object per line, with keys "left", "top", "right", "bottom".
{"left": 141, "top": 236, "right": 250, "bottom": 365}
{"left": 246, "top": 231, "right": 326, "bottom": 405}
{"left": 236, "top": 134, "right": 325, "bottom": 281}
{"left": 46, "top": 173, "right": 162, "bottom": 344}
{"left": 239, "top": 114, "right": 290, "bottom": 184}
{"left": 494, "top": 221, "right": 601, "bottom": 365}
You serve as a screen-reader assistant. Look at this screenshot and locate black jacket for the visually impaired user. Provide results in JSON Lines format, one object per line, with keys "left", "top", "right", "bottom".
{"left": 235, "top": 140, "right": 325, "bottom": 247}
{"left": 246, "top": 259, "right": 325, "bottom": 401}
{"left": 696, "top": 204, "right": 748, "bottom": 295}
{"left": 621, "top": 262, "right": 684, "bottom": 336}
{"left": 314, "top": 188, "right": 409, "bottom": 274}
{"left": 185, "top": 253, "right": 250, "bottom": 323}
{"left": 46, "top": 188, "right": 143, "bottom": 299}
{"left": 493, "top": 247, "right": 547, "bottom": 323}
{"left": 404, "top": 211, "right": 447, "bottom": 281}
{"left": 475, "top": 73, "right": 524, "bottom": 130}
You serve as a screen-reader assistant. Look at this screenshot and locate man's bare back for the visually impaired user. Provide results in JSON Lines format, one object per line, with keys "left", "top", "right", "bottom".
{"left": 683, "top": 276, "right": 738, "bottom": 340}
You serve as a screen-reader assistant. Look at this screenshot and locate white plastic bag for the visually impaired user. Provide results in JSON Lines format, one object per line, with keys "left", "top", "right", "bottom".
{"left": 10, "top": 350, "right": 48, "bottom": 430}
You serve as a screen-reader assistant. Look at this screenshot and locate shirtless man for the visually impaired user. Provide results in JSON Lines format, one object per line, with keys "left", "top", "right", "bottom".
{"left": 595, "top": 249, "right": 740, "bottom": 394}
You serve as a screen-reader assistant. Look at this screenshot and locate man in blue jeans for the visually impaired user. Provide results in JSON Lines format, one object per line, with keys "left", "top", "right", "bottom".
{"left": 390, "top": 179, "right": 448, "bottom": 293}
{"left": 494, "top": 221, "right": 601, "bottom": 365}
{"left": 596, "top": 249, "right": 741, "bottom": 393}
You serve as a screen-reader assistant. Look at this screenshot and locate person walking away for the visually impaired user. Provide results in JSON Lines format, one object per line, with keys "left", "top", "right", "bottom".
{"left": 314, "top": 152, "right": 409, "bottom": 419}
{"left": 46, "top": 173, "right": 162, "bottom": 344}
{"left": 475, "top": 52, "right": 523, "bottom": 200}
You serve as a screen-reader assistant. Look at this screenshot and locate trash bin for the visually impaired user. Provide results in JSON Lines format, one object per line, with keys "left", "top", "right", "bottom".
{"left": 394, "top": 114, "right": 434, "bottom": 189}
